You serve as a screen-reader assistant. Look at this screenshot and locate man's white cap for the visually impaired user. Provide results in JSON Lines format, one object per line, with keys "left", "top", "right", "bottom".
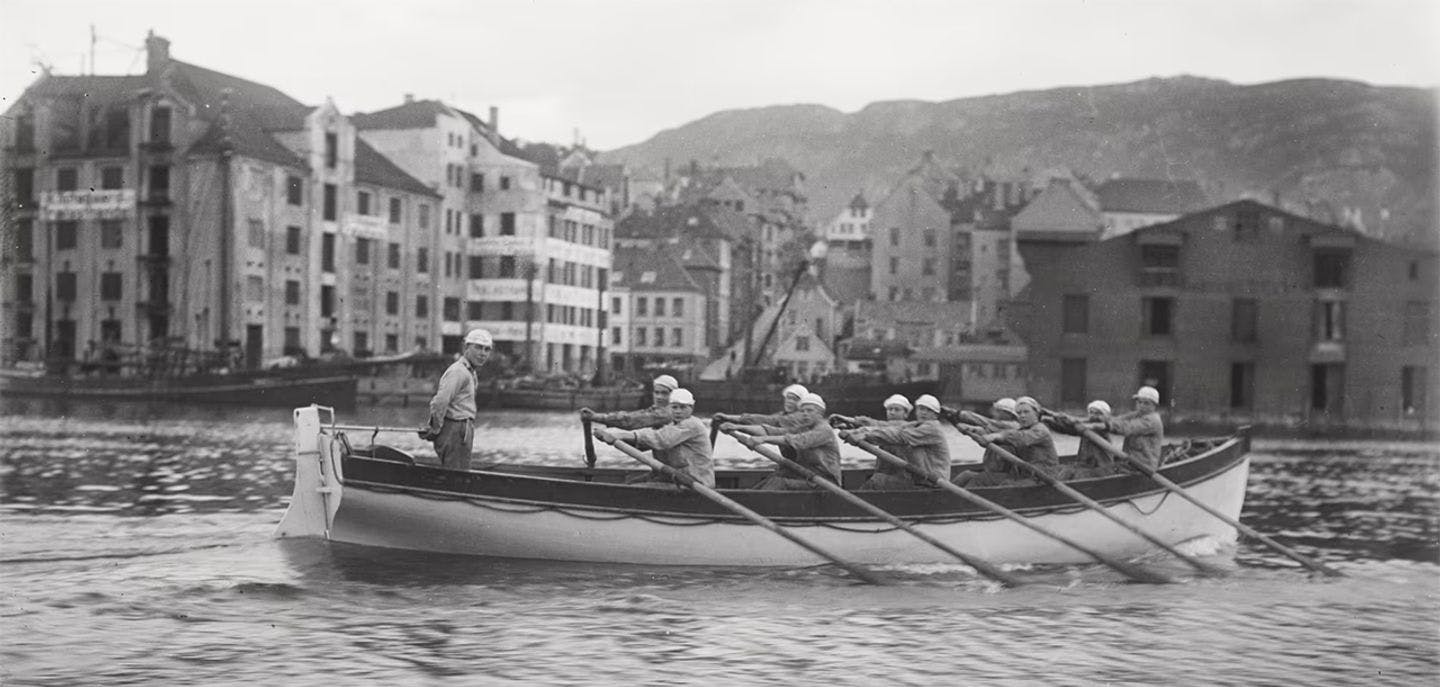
{"left": 993, "top": 398, "right": 1018, "bottom": 418}
{"left": 668, "top": 388, "right": 695, "bottom": 405}
{"left": 883, "top": 394, "right": 913, "bottom": 411}
{"left": 914, "top": 394, "right": 941, "bottom": 413}
{"left": 799, "top": 392, "right": 826, "bottom": 410}
{"left": 652, "top": 375, "right": 679, "bottom": 391}
{"left": 1015, "top": 396, "right": 1041, "bottom": 412}
{"left": 1087, "top": 400, "right": 1112, "bottom": 414}
{"left": 783, "top": 384, "right": 808, "bottom": 400}
{"left": 464, "top": 329, "right": 493, "bottom": 346}
{"left": 1132, "top": 386, "right": 1160, "bottom": 404}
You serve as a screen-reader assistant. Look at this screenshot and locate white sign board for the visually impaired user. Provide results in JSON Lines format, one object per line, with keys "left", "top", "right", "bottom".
{"left": 39, "top": 189, "right": 135, "bottom": 220}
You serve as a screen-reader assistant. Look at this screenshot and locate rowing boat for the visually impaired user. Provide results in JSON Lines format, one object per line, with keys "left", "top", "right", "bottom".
{"left": 275, "top": 406, "right": 1251, "bottom": 568}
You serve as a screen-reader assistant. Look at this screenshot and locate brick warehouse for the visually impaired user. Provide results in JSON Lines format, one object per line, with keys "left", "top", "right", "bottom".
{"left": 1011, "top": 199, "right": 1438, "bottom": 433}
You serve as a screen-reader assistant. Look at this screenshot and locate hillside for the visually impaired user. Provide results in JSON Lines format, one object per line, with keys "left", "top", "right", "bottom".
{"left": 601, "top": 76, "right": 1437, "bottom": 246}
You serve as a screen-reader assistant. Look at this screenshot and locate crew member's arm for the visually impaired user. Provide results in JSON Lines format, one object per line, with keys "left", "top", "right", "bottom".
{"left": 631, "top": 421, "right": 707, "bottom": 450}
{"left": 866, "top": 421, "right": 945, "bottom": 446}
{"left": 759, "top": 423, "right": 833, "bottom": 450}
{"left": 1106, "top": 412, "right": 1162, "bottom": 436}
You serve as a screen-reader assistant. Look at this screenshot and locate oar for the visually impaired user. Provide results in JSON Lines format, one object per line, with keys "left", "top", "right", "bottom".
{"left": 951, "top": 422, "right": 1226, "bottom": 577}
{"left": 582, "top": 416, "right": 597, "bottom": 469}
{"left": 841, "top": 434, "right": 1173, "bottom": 585}
{"left": 1074, "top": 424, "right": 1344, "bottom": 578}
{"left": 708, "top": 415, "right": 722, "bottom": 447}
{"left": 594, "top": 431, "right": 887, "bottom": 586}
{"left": 725, "top": 429, "right": 1022, "bottom": 587}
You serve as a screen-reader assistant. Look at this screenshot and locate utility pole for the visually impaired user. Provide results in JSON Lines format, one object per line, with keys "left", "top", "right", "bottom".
{"left": 523, "top": 260, "right": 537, "bottom": 371}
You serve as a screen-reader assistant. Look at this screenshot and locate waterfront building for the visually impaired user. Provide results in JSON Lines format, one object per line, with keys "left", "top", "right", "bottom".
{"left": 614, "top": 205, "right": 736, "bottom": 356}
{"left": 353, "top": 99, "right": 614, "bottom": 373}
{"left": 1011, "top": 199, "right": 1439, "bottom": 432}
{"left": 0, "top": 33, "right": 440, "bottom": 369}
{"left": 820, "top": 192, "right": 872, "bottom": 305}
{"left": 608, "top": 245, "right": 708, "bottom": 376}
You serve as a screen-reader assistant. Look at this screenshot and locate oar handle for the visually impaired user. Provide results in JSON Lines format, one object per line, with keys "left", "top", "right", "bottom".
{"left": 725, "top": 428, "right": 1021, "bottom": 587}
{"left": 1077, "top": 428, "right": 1343, "bottom": 578}
{"left": 582, "top": 417, "right": 597, "bottom": 469}
{"left": 842, "top": 434, "right": 1173, "bottom": 585}
{"left": 951, "top": 422, "right": 1224, "bottom": 577}
{"left": 594, "top": 430, "right": 886, "bottom": 586}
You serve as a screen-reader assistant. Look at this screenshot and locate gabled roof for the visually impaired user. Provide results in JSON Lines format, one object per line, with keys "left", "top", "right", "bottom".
{"left": 168, "top": 59, "right": 310, "bottom": 125}
{"left": 848, "top": 191, "right": 869, "bottom": 210}
{"left": 611, "top": 246, "right": 702, "bottom": 293}
{"left": 351, "top": 99, "right": 452, "bottom": 130}
{"left": 1127, "top": 198, "right": 1418, "bottom": 249}
{"left": 355, "top": 137, "right": 440, "bottom": 197}
{"left": 1011, "top": 177, "right": 1105, "bottom": 239}
{"left": 1096, "top": 178, "right": 1209, "bottom": 214}
{"left": 452, "top": 107, "right": 529, "bottom": 159}
{"left": 19, "top": 74, "right": 151, "bottom": 105}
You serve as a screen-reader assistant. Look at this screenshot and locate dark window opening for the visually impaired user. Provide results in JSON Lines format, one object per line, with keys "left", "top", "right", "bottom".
{"left": 324, "top": 132, "right": 338, "bottom": 169}
{"left": 1062, "top": 294, "right": 1089, "bottom": 334}
{"left": 1313, "top": 251, "right": 1349, "bottom": 289}
{"left": 1231, "top": 298, "right": 1258, "bottom": 343}
{"left": 150, "top": 107, "right": 171, "bottom": 144}
{"left": 1143, "top": 297, "right": 1174, "bottom": 337}
{"left": 286, "top": 226, "right": 302, "bottom": 255}
{"left": 55, "top": 221, "right": 78, "bottom": 251}
{"left": 287, "top": 176, "right": 303, "bottom": 205}
{"left": 321, "top": 233, "right": 336, "bottom": 273}
{"left": 323, "top": 183, "right": 337, "bottom": 221}
{"left": 1229, "top": 362, "right": 1254, "bottom": 409}
{"left": 100, "top": 166, "right": 124, "bottom": 190}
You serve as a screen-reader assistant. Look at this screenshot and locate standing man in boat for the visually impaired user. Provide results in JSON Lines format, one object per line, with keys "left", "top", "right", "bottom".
{"left": 595, "top": 388, "right": 715, "bottom": 487}
{"left": 580, "top": 374, "right": 678, "bottom": 430}
{"left": 949, "top": 398, "right": 1020, "bottom": 486}
{"left": 712, "top": 383, "right": 808, "bottom": 427}
{"left": 723, "top": 392, "right": 842, "bottom": 489}
{"left": 846, "top": 394, "right": 953, "bottom": 489}
{"left": 420, "top": 328, "right": 493, "bottom": 470}
{"left": 1099, "top": 386, "right": 1166, "bottom": 470}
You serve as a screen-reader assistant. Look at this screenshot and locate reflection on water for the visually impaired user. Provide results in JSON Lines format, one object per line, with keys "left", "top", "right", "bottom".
{"left": 1, "top": 400, "right": 1437, "bottom": 684}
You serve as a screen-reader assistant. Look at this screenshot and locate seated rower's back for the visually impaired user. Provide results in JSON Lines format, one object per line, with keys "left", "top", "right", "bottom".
{"left": 603, "top": 388, "right": 714, "bottom": 487}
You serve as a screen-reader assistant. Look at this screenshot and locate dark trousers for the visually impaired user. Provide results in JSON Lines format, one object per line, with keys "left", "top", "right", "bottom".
{"left": 433, "top": 418, "right": 474, "bottom": 471}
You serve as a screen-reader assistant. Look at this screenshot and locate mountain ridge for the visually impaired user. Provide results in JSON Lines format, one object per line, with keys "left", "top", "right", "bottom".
{"left": 600, "top": 76, "right": 1437, "bottom": 246}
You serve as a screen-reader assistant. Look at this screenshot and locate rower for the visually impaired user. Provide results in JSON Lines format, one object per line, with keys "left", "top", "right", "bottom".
{"left": 712, "top": 383, "right": 807, "bottom": 428}
{"left": 1045, "top": 400, "right": 1120, "bottom": 479}
{"left": 1103, "top": 386, "right": 1166, "bottom": 470}
{"left": 580, "top": 374, "right": 677, "bottom": 430}
{"left": 954, "top": 397, "right": 1058, "bottom": 487}
{"left": 847, "top": 394, "right": 952, "bottom": 490}
{"left": 723, "top": 392, "right": 841, "bottom": 490}
{"left": 950, "top": 398, "right": 1020, "bottom": 486}
{"left": 595, "top": 388, "right": 714, "bottom": 488}
{"left": 844, "top": 394, "right": 916, "bottom": 490}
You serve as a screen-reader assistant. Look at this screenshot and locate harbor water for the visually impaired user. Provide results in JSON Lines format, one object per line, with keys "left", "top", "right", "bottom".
{"left": 1, "top": 399, "right": 1437, "bottom": 685}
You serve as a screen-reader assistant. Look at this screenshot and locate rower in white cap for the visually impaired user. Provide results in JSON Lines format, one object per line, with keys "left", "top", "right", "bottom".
{"left": 1103, "top": 386, "right": 1166, "bottom": 470}
{"left": 595, "top": 388, "right": 715, "bottom": 488}
{"left": 712, "top": 383, "right": 809, "bottom": 429}
{"left": 1044, "top": 399, "right": 1120, "bottom": 478}
{"left": 723, "top": 392, "right": 842, "bottom": 490}
{"left": 419, "top": 328, "right": 493, "bottom": 470}
{"left": 950, "top": 397, "right": 1022, "bottom": 486}
{"left": 581, "top": 374, "right": 679, "bottom": 430}
{"left": 845, "top": 394, "right": 953, "bottom": 489}
{"left": 842, "top": 394, "right": 917, "bottom": 490}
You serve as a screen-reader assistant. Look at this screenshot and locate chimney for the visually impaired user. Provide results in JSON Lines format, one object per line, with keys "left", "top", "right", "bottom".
{"left": 487, "top": 106, "right": 500, "bottom": 146}
{"left": 145, "top": 30, "right": 170, "bottom": 74}
{"left": 403, "top": 93, "right": 414, "bottom": 104}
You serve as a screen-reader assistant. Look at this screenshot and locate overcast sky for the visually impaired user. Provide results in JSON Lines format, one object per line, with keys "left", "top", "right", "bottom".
{"left": 3, "top": 0, "right": 1437, "bottom": 149}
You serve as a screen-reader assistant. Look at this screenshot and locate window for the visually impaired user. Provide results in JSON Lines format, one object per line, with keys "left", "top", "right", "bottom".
{"left": 1230, "top": 362, "right": 1254, "bottom": 409}
{"left": 357, "top": 191, "right": 371, "bottom": 216}
{"left": 13, "top": 168, "right": 34, "bottom": 203}
{"left": 148, "top": 165, "right": 169, "bottom": 199}
{"left": 923, "top": 230, "right": 936, "bottom": 247}
{"left": 321, "top": 233, "right": 336, "bottom": 272}
{"left": 285, "top": 280, "right": 301, "bottom": 305}
{"left": 1139, "top": 360, "right": 1172, "bottom": 408}
{"left": 1142, "top": 297, "right": 1174, "bottom": 337}
{"left": 100, "top": 220, "right": 123, "bottom": 249}
{"left": 279, "top": 177, "right": 303, "bottom": 208}
{"left": 385, "top": 197, "right": 401, "bottom": 224}
{"left": 888, "top": 287, "right": 898, "bottom": 301}
{"left": 1403, "top": 301, "right": 1431, "bottom": 345}
{"left": 469, "top": 256, "right": 484, "bottom": 279}
{"left": 56, "top": 272, "right": 77, "bottom": 302}
{"left": 150, "top": 106, "right": 171, "bottom": 144}
{"left": 1060, "top": 358, "right": 1087, "bottom": 404}
{"left": 500, "top": 213, "right": 516, "bottom": 235}
{"left": 320, "top": 285, "right": 335, "bottom": 317}
{"left": 1409, "top": 261, "right": 1420, "bottom": 281}
{"left": 55, "top": 221, "right": 78, "bottom": 250}
{"left": 100, "top": 166, "right": 124, "bottom": 190}
{"left": 470, "top": 213, "right": 484, "bottom": 238}
{"left": 375, "top": 290, "right": 397, "bottom": 315}
{"left": 889, "top": 257, "right": 898, "bottom": 275}
{"left": 100, "top": 273, "right": 123, "bottom": 301}
{"left": 500, "top": 176, "right": 511, "bottom": 190}
{"left": 419, "top": 204, "right": 430, "bottom": 229}
{"left": 637, "top": 297, "right": 648, "bottom": 316}
{"left": 443, "top": 297, "right": 461, "bottom": 322}
{"left": 324, "top": 132, "right": 338, "bottom": 169}
{"left": 353, "top": 331, "right": 369, "bottom": 355}
{"left": 796, "top": 335, "right": 810, "bottom": 351}
{"left": 415, "top": 295, "right": 429, "bottom": 318}
{"left": 248, "top": 219, "right": 265, "bottom": 248}
{"left": 1139, "top": 245, "right": 1180, "bottom": 286}
{"left": 286, "top": 226, "right": 302, "bottom": 254}
{"left": 611, "top": 327, "right": 621, "bottom": 345}
{"left": 1313, "top": 251, "right": 1349, "bottom": 288}
{"left": 466, "top": 301, "right": 483, "bottom": 320}
{"left": 1231, "top": 298, "right": 1258, "bottom": 343}
{"left": 57, "top": 168, "right": 78, "bottom": 192}
{"left": 15, "top": 274, "right": 33, "bottom": 302}
{"left": 611, "top": 297, "right": 622, "bottom": 314}
{"left": 410, "top": 247, "right": 427, "bottom": 273}
{"left": 922, "top": 258, "right": 934, "bottom": 276}
{"left": 387, "top": 242, "right": 400, "bottom": 269}
{"left": 1402, "top": 366, "right": 1428, "bottom": 416}
{"left": 889, "top": 227, "right": 900, "bottom": 247}
{"left": 654, "top": 327, "right": 665, "bottom": 347}
{"left": 471, "top": 173, "right": 484, "bottom": 192}
{"left": 1062, "top": 295, "right": 1089, "bottom": 334}
{"left": 498, "top": 256, "right": 515, "bottom": 277}
{"left": 673, "top": 328, "right": 683, "bottom": 347}
{"left": 636, "top": 328, "right": 647, "bottom": 346}
{"left": 323, "top": 183, "right": 337, "bottom": 221}
{"left": 1310, "top": 363, "right": 1343, "bottom": 412}
{"left": 673, "top": 298, "right": 683, "bottom": 317}
{"left": 355, "top": 238, "right": 370, "bottom": 265}
{"left": 1315, "top": 300, "right": 1344, "bottom": 342}
{"left": 654, "top": 298, "right": 665, "bottom": 317}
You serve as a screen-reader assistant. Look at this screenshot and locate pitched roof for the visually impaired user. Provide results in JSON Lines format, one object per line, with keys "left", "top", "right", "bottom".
{"left": 1095, "top": 178, "right": 1209, "bottom": 214}
{"left": 354, "top": 137, "right": 440, "bottom": 197}
{"left": 1011, "top": 177, "right": 1106, "bottom": 239}
{"left": 616, "top": 205, "right": 732, "bottom": 242}
{"left": 848, "top": 191, "right": 869, "bottom": 210}
{"left": 19, "top": 74, "right": 151, "bottom": 104}
{"left": 611, "top": 246, "right": 702, "bottom": 293}
{"left": 351, "top": 99, "right": 450, "bottom": 130}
